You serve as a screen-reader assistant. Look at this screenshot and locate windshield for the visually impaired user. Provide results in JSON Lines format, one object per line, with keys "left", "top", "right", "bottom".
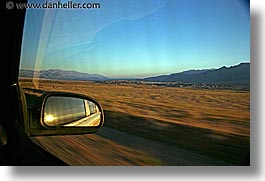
{"left": 19, "top": 0, "right": 250, "bottom": 166}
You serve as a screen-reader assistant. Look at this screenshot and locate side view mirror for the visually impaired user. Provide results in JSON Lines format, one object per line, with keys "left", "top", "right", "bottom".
{"left": 28, "top": 92, "right": 104, "bottom": 136}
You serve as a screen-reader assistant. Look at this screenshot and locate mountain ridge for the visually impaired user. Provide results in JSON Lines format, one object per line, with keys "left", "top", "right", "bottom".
{"left": 19, "top": 62, "right": 250, "bottom": 86}
{"left": 19, "top": 69, "right": 109, "bottom": 81}
{"left": 144, "top": 63, "right": 250, "bottom": 86}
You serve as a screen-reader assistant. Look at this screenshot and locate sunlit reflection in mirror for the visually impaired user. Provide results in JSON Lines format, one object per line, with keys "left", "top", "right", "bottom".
{"left": 43, "top": 96, "right": 102, "bottom": 127}
{"left": 44, "top": 114, "right": 56, "bottom": 123}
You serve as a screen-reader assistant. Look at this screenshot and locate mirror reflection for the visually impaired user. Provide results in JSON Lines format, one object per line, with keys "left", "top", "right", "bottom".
{"left": 43, "top": 96, "right": 101, "bottom": 127}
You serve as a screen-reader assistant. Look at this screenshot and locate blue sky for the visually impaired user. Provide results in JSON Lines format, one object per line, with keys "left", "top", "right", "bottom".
{"left": 20, "top": 0, "right": 250, "bottom": 78}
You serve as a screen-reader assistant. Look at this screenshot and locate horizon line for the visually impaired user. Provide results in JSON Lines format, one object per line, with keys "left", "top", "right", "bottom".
{"left": 20, "top": 61, "right": 250, "bottom": 79}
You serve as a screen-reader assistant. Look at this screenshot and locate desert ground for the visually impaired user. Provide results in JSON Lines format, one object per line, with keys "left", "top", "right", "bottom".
{"left": 20, "top": 78, "right": 250, "bottom": 165}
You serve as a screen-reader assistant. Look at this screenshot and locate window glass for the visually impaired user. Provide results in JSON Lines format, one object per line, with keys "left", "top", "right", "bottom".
{"left": 19, "top": 0, "right": 250, "bottom": 165}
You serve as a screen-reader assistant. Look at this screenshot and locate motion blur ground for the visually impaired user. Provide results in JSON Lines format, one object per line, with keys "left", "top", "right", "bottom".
{"left": 21, "top": 79, "right": 249, "bottom": 165}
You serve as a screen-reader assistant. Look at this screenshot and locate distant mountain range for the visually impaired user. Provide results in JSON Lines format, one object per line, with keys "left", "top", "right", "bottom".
{"left": 19, "top": 69, "right": 109, "bottom": 81}
{"left": 19, "top": 62, "right": 250, "bottom": 86}
{"left": 144, "top": 63, "right": 250, "bottom": 86}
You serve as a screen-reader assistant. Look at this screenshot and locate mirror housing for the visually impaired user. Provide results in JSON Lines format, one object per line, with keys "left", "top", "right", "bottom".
{"left": 28, "top": 92, "right": 104, "bottom": 136}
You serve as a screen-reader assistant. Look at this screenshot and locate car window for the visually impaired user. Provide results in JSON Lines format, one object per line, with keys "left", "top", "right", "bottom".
{"left": 19, "top": 0, "right": 250, "bottom": 165}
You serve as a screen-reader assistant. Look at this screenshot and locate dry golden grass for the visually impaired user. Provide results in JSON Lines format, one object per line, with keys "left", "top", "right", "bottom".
{"left": 20, "top": 78, "right": 250, "bottom": 165}
{"left": 21, "top": 78, "right": 249, "bottom": 137}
